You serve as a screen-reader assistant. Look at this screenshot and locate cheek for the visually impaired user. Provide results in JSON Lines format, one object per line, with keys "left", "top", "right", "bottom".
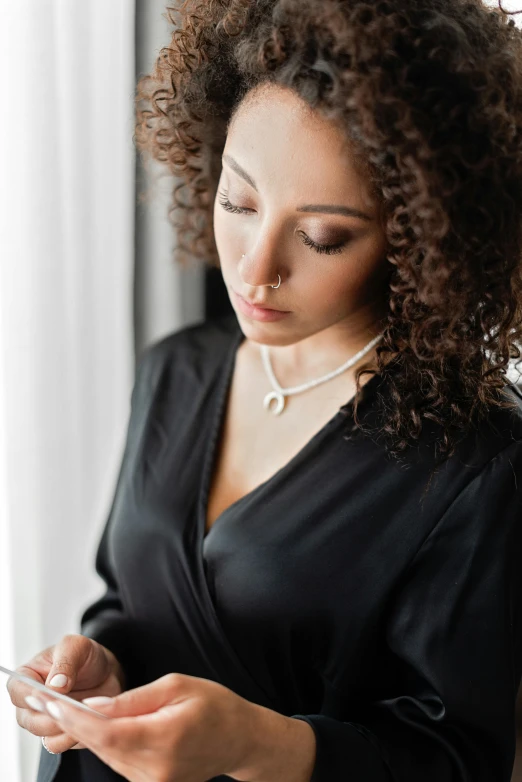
{"left": 300, "top": 262, "right": 366, "bottom": 308}
{"left": 299, "top": 252, "right": 388, "bottom": 315}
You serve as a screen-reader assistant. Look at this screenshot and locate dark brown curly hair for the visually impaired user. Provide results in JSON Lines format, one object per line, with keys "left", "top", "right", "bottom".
{"left": 134, "top": 0, "right": 522, "bottom": 469}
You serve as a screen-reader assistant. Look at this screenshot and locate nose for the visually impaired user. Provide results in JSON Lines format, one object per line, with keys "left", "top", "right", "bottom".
{"left": 239, "top": 253, "right": 281, "bottom": 289}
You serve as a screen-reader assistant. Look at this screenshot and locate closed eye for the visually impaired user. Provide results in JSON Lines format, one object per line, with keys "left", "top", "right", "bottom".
{"left": 217, "top": 190, "right": 348, "bottom": 256}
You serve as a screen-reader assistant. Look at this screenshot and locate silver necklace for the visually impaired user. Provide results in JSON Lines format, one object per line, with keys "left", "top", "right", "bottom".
{"left": 260, "top": 333, "right": 384, "bottom": 415}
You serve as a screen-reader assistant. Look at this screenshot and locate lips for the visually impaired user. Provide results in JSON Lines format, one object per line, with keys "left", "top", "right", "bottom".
{"left": 238, "top": 296, "right": 284, "bottom": 312}
{"left": 231, "top": 289, "right": 291, "bottom": 323}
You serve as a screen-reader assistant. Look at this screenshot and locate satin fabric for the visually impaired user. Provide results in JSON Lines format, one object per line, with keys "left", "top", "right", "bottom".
{"left": 37, "top": 313, "right": 522, "bottom": 781}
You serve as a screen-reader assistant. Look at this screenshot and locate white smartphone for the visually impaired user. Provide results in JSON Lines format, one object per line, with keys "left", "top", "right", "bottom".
{"left": 0, "top": 664, "right": 110, "bottom": 719}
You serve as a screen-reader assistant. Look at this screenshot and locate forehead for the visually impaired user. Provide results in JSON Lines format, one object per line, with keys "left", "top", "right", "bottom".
{"left": 225, "top": 84, "right": 373, "bottom": 205}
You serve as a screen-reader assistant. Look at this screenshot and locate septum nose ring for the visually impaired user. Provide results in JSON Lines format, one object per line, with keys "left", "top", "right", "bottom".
{"left": 241, "top": 255, "right": 281, "bottom": 289}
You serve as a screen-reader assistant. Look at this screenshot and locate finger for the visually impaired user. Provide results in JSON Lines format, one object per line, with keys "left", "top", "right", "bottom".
{"left": 8, "top": 635, "right": 87, "bottom": 707}
{"left": 7, "top": 669, "right": 47, "bottom": 708}
{"left": 81, "top": 673, "right": 188, "bottom": 718}
{"left": 17, "top": 701, "right": 83, "bottom": 753}
{"left": 42, "top": 698, "right": 148, "bottom": 755}
{"left": 41, "top": 706, "right": 139, "bottom": 782}
{"left": 41, "top": 699, "right": 115, "bottom": 754}
{"left": 16, "top": 703, "right": 64, "bottom": 737}
{"left": 42, "top": 732, "right": 87, "bottom": 754}
{"left": 20, "top": 694, "right": 89, "bottom": 749}
{"left": 44, "top": 634, "right": 92, "bottom": 692}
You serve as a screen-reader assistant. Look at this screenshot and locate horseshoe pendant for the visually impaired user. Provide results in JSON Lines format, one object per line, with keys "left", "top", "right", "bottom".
{"left": 263, "top": 390, "right": 285, "bottom": 415}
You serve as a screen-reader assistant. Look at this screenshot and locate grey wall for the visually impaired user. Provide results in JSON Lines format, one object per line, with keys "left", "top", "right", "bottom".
{"left": 134, "top": 0, "right": 205, "bottom": 360}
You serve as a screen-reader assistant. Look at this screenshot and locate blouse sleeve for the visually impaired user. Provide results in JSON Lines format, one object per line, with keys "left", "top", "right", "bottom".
{"left": 291, "top": 438, "right": 522, "bottom": 782}
{"left": 79, "top": 346, "right": 158, "bottom": 691}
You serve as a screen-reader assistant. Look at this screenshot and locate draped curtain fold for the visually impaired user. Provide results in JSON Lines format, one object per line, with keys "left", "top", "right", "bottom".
{"left": 0, "top": 3, "right": 136, "bottom": 779}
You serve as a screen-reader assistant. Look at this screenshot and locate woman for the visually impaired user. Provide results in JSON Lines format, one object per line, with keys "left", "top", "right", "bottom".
{"left": 10, "top": 0, "right": 522, "bottom": 780}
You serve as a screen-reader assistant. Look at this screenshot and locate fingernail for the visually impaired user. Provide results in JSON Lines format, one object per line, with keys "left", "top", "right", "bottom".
{"left": 45, "top": 702, "right": 62, "bottom": 720}
{"left": 49, "top": 674, "right": 68, "bottom": 688}
{"left": 25, "top": 695, "right": 45, "bottom": 712}
{"left": 82, "top": 696, "right": 113, "bottom": 706}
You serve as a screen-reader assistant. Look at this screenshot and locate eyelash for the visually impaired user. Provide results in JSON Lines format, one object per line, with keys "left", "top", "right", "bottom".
{"left": 217, "top": 189, "right": 347, "bottom": 256}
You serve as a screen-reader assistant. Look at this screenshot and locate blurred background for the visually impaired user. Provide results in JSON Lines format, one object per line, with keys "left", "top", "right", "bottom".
{"left": 0, "top": 1, "right": 521, "bottom": 780}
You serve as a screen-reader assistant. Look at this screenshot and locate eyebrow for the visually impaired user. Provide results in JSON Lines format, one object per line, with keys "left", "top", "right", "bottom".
{"left": 222, "top": 153, "right": 374, "bottom": 221}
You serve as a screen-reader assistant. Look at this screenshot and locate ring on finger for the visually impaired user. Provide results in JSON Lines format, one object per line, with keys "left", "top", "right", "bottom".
{"left": 42, "top": 736, "right": 60, "bottom": 755}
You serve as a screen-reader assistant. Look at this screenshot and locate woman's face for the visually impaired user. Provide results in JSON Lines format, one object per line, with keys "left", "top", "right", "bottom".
{"left": 213, "top": 83, "right": 390, "bottom": 348}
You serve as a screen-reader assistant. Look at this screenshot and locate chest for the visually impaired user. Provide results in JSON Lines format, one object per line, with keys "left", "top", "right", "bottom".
{"left": 204, "top": 348, "right": 361, "bottom": 534}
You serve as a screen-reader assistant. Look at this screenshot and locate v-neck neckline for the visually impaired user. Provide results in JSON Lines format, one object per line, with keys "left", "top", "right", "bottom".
{"left": 197, "top": 319, "right": 382, "bottom": 551}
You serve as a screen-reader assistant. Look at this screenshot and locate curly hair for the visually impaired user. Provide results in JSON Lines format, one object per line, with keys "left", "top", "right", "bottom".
{"left": 134, "top": 0, "right": 522, "bottom": 470}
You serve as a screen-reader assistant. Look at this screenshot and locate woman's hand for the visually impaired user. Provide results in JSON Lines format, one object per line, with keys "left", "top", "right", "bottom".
{"left": 6, "top": 633, "right": 125, "bottom": 753}
{"left": 35, "top": 672, "right": 260, "bottom": 782}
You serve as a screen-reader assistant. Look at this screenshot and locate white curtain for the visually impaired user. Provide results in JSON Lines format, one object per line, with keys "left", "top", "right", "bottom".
{"left": 0, "top": 2, "right": 136, "bottom": 780}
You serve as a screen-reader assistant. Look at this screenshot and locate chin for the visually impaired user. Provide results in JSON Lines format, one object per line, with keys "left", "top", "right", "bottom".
{"left": 236, "top": 314, "right": 302, "bottom": 347}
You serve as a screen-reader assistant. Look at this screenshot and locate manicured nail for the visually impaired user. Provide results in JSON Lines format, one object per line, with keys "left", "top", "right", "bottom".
{"left": 49, "top": 674, "right": 68, "bottom": 688}
{"left": 25, "top": 695, "right": 45, "bottom": 712}
{"left": 45, "top": 701, "right": 62, "bottom": 720}
{"left": 82, "top": 696, "right": 113, "bottom": 706}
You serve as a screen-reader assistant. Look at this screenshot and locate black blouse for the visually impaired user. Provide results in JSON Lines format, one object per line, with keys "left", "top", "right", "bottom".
{"left": 37, "top": 313, "right": 522, "bottom": 782}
